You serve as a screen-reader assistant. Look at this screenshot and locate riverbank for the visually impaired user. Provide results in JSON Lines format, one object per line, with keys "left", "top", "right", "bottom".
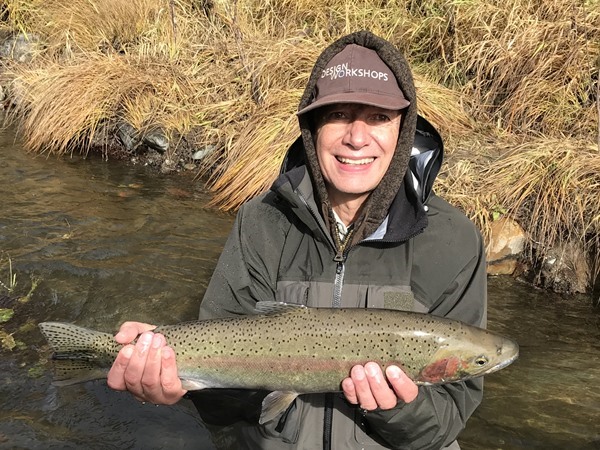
{"left": 0, "top": 0, "right": 598, "bottom": 296}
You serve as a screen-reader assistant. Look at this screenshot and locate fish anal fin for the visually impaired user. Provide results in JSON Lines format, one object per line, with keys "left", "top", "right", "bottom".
{"left": 180, "top": 379, "right": 211, "bottom": 391}
{"left": 259, "top": 391, "right": 299, "bottom": 425}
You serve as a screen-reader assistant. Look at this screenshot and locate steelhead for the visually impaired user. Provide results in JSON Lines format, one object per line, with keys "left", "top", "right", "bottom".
{"left": 39, "top": 302, "right": 518, "bottom": 423}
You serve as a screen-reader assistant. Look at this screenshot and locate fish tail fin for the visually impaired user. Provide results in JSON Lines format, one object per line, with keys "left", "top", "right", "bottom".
{"left": 39, "top": 322, "right": 120, "bottom": 386}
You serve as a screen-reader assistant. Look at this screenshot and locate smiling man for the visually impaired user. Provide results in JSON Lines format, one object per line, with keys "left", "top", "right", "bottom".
{"left": 108, "top": 31, "right": 487, "bottom": 450}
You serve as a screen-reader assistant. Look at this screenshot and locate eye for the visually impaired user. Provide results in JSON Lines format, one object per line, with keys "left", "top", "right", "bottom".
{"left": 321, "top": 110, "right": 349, "bottom": 124}
{"left": 331, "top": 111, "right": 347, "bottom": 120}
{"left": 474, "top": 356, "right": 489, "bottom": 366}
{"left": 375, "top": 113, "right": 390, "bottom": 121}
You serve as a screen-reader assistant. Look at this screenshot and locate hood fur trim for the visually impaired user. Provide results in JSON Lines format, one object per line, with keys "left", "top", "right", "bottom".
{"left": 297, "top": 31, "right": 418, "bottom": 246}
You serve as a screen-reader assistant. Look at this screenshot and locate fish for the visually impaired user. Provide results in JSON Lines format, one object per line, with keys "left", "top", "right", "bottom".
{"left": 39, "top": 302, "right": 518, "bottom": 424}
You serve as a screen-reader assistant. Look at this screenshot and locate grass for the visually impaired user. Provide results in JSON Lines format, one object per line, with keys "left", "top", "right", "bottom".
{"left": 0, "top": 253, "right": 17, "bottom": 294}
{"left": 0, "top": 0, "right": 599, "bottom": 285}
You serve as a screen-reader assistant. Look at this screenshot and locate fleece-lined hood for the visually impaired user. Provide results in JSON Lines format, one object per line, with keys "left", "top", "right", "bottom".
{"left": 295, "top": 31, "right": 422, "bottom": 247}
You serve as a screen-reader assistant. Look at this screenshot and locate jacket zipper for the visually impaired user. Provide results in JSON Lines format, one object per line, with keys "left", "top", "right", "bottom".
{"left": 324, "top": 240, "right": 351, "bottom": 447}
{"left": 332, "top": 254, "right": 345, "bottom": 308}
{"left": 323, "top": 394, "right": 334, "bottom": 450}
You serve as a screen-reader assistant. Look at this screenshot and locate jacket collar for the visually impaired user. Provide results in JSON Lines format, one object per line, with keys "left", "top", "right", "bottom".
{"left": 271, "top": 164, "right": 429, "bottom": 243}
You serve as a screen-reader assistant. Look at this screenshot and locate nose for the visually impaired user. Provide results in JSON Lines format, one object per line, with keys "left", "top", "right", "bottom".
{"left": 342, "top": 119, "right": 370, "bottom": 150}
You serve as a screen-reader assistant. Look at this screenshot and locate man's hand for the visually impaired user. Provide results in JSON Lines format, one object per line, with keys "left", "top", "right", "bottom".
{"left": 341, "top": 362, "right": 418, "bottom": 411}
{"left": 107, "top": 321, "right": 187, "bottom": 405}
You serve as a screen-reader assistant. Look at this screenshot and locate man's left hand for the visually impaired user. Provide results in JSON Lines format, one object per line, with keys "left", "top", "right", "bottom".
{"left": 341, "top": 362, "right": 418, "bottom": 411}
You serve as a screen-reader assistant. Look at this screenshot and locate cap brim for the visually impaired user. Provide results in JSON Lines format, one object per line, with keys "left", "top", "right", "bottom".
{"left": 297, "top": 92, "right": 410, "bottom": 116}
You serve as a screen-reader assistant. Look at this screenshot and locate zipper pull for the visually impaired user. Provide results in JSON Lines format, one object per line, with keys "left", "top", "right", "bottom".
{"left": 333, "top": 251, "right": 344, "bottom": 263}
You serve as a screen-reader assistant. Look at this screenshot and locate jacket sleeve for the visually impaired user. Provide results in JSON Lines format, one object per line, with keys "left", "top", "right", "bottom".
{"left": 364, "top": 221, "right": 488, "bottom": 450}
{"left": 198, "top": 196, "right": 286, "bottom": 319}
{"left": 192, "top": 197, "right": 286, "bottom": 425}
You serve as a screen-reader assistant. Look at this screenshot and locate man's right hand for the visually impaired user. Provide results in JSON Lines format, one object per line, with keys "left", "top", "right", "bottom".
{"left": 107, "top": 321, "right": 188, "bottom": 405}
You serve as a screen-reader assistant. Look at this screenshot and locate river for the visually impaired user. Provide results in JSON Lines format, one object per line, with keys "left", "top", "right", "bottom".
{"left": 0, "top": 125, "right": 598, "bottom": 449}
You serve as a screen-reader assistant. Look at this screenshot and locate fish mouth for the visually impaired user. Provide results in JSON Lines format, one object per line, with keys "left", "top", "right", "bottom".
{"left": 483, "top": 348, "right": 519, "bottom": 376}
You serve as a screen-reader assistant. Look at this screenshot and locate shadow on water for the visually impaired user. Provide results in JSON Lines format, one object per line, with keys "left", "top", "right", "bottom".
{"left": 0, "top": 125, "right": 599, "bottom": 449}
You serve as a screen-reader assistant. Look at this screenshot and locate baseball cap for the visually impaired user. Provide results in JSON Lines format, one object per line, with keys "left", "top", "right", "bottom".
{"left": 297, "top": 44, "right": 410, "bottom": 115}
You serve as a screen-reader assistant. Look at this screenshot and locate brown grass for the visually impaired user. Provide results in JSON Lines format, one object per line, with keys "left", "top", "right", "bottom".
{"left": 437, "top": 135, "right": 600, "bottom": 279}
{"left": 1, "top": 0, "right": 599, "bottom": 282}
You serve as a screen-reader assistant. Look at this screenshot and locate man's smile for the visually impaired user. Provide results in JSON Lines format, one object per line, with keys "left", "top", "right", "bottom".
{"left": 336, "top": 156, "right": 376, "bottom": 165}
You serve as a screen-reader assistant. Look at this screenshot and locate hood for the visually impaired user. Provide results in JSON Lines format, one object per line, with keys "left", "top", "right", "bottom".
{"left": 294, "top": 31, "right": 428, "bottom": 246}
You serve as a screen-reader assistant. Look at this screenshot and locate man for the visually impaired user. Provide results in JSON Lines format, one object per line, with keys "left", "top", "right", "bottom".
{"left": 108, "top": 30, "right": 487, "bottom": 449}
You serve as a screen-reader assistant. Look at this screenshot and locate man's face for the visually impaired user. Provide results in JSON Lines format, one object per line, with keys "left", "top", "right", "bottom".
{"left": 314, "top": 103, "right": 402, "bottom": 207}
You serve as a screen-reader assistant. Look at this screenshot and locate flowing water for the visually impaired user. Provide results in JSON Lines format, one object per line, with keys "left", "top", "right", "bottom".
{"left": 0, "top": 125, "right": 598, "bottom": 449}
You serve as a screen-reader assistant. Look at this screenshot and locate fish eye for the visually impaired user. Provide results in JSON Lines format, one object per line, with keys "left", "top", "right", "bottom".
{"left": 474, "top": 356, "right": 489, "bottom": 366}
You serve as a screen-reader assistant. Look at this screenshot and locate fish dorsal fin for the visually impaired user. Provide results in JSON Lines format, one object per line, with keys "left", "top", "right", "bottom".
{"left": 259, "top": 391, "right": 299, "bottom": 424}
{"left": 254, "top": 301, "right": 306, "bottom": 315}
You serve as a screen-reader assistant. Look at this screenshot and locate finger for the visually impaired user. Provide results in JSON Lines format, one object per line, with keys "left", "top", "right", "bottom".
{"left": 159, "top": 346, "right": 187, "bottom": 404}
{"left": 115, "top": 322, "right": 156, "bottom": 344}
{"left": 122, "top": 331, "right": 154, "bottom": 398}
{"left": 107, "top": 345, "right": 134, "bottom": 391}
{"left": 386, "top": 365, "right": 419, "bottom": 403}
{"left": 139, "top": 334, "right": 167, "bottom": 402}
{"left": 364, "top": 362, "right": 397, "bottom": 410}
{"left": 341, "top": 377, "right": 358, "bottom": 404}
{"left": 350, "top": 365, "right": 378, "bottom": 411}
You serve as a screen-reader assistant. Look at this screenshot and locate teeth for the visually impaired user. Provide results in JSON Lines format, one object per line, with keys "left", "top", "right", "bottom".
{"left": 337, "top": 157, "right": 374, "bottom": 165}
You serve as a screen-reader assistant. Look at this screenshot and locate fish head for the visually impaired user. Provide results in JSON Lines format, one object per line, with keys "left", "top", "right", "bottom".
{"left": 413, "top": 331, "right": 519, "bottom": 384}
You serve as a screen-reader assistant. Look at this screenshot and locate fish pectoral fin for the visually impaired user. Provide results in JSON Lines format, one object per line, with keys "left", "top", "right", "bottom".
{"left": 259, "top": 391, "right": 299, "bottom": 425}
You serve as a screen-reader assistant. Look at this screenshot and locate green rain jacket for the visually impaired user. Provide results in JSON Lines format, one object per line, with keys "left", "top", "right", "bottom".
{"left": 192, "top": 31, "right": 487, "bottom": 450}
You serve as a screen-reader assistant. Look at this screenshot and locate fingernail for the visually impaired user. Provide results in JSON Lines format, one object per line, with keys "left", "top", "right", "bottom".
{"left": 138, "top": 332, "right": 152, "bottom": 355}
{"left": 162, "top": 347, "right": 172, "bottom": 360}
{"left": 122, "top": 346, "right": 134, "bottom": 359}
{"left": 152, "top": 334, "right": 163, "bottom": 349}
{"left": 366, "top": 364, "right": 378, "bottom": 377}
{"left": 353, "top": 366, "right": 365, "bottom": 381}
{"left": 387, "top": 365, "right": 401, "bottom": 380}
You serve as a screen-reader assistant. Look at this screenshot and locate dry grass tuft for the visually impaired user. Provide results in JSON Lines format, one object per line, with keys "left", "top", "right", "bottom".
{"left": 451, "top": 0, "right": 600, "bottom": 137}
{"left": 204, "top": 89, "right": 300, "bottom": 210}
{"left": 479, "top": 139, "right": 600, "bottom": 249}
{"left": 6, "top": 54, "right": 216, "bottom": 156}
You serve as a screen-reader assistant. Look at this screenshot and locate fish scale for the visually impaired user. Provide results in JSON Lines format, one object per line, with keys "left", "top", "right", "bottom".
{"left": 39, "top": 301, "right": 518, "bottom": 424}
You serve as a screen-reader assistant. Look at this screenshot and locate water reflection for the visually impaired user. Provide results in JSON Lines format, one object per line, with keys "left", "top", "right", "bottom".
{"left": 0, "top": 125, "right": 599, "bottom": 449}
{"left": 461, "top": 277, "right": 600, "bottom": 449}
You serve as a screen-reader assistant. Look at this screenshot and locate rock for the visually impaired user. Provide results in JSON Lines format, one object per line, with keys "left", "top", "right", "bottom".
{"left": 160, "top": 157, "right": 177, "bottom": 174}
{"left": 486, "top": 217, "right": 526, "bottom": 275}
{"left": 540, "top": 241, "right": 590, "bottom": 294}
{"left": 0, "top": 33, "right": 42, "bottom": 62}
{"left": 116, "top": 125, "right": 169, "bottom": 154}
{"left": 143, "top": 130, "right": 169, "bottom": 153}
{"left": 116, "top": 122, "right": 138, "bottom": 152}
{"left": 192, "top": 145, "right": 217, "bottom": 160}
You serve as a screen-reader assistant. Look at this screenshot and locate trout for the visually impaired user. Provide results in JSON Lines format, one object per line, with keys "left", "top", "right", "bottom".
{"left": 39, "top": 302, "right": 518, "bottom": 424}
